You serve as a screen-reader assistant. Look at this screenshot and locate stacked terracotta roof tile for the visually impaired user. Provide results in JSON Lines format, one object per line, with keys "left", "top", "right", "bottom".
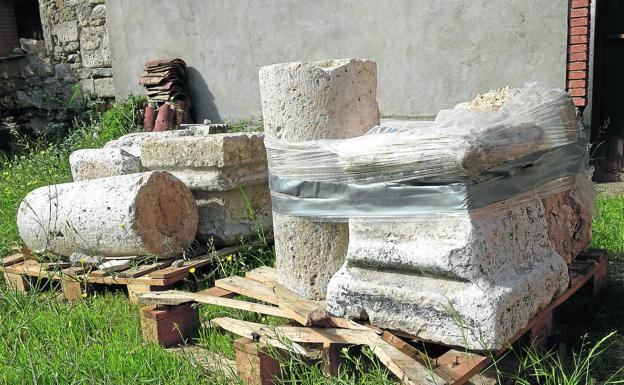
{"left": 139, "top": 58, "right": 191, "bottom": 131}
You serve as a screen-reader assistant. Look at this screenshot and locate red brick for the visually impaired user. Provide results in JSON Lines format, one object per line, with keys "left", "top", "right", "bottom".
{"left": 571, "top": 0, "right": 590, "bottom": 8}
{"left": 570, "top": 35, "right": 588, "bottom": 44}
{"left": 570, "top": 44, "right": 588, "bottom": 53}
{"left": 571, "top": 17, "right": 589, "bottom": 27}
{"left": 568, "top": 88, "right": 587, "bottom": 97}
{"left": 570, "top": 26, "right": 589, "bottom": 35}
{"left": 568, "top": 70, "right": 587, "bottom": 79}
{"left": 569, "top": 52, "right": 588, "bottom": 62}
{"left": 568, "top": 62, "right": 587, "bottom": 71}
{"left": 570, "top": 8, "right": 589, "bottom": 18}
{"left": 568, "top": 79, "right": 587, "bottom": 89}
{"left": 573, "top": 97, "right": 587, "bottom": 107}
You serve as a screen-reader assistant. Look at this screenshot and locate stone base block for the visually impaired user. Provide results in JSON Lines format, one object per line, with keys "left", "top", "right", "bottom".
{"left": 326, "top": 199, "right": 569, "bottom": 349}
{"left": 70, "top": 148, "right": 141, "bottom": 181}
{"left": 194, "top": 183, "right": 272, "bottom": 246}
{"left": 326, "top": 257, "right": 568, "bottom": 350}
{"left": 274, "top": 213, "right": 349, "bottom": 300}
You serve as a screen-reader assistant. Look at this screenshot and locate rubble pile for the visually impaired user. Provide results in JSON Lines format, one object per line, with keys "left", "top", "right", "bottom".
{"left": 260, "top": 58, "right": 594, "bottom": 350}
{"left": 139, "top": 58, "right": 191, "bottom": 131}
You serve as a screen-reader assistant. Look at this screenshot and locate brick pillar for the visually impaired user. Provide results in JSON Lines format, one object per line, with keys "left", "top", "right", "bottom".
{"left": 567, "top": 0, "right": 591, "bottom": 108}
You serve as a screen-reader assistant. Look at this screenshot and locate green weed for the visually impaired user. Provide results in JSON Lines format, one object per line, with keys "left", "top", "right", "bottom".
{"left": 592, "top": 194, "right": 624, "bottom": 258}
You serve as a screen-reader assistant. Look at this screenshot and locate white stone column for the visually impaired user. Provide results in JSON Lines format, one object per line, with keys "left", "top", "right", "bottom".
{"left": 17, "top": 171, "right": 198, "bottom": 258}
{"left": 259, "top": 58, "right": 380, "bottom": 300}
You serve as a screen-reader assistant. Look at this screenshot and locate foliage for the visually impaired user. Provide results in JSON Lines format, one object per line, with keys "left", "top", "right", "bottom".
{"left": 503, "top": 333, "right": 624, "bottom": 385}
{"left": 592, "top": 194, "right": 624, "bottom": 258}
{"left": 0, "top": 287, "right": 232, "bottom": 384}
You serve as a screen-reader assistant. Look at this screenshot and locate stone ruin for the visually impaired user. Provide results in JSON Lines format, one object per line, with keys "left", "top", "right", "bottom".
{"left": 18, "top": 124, "right": 272, "bottom": 262}
{"left": 260, "top": 58, "right": 594, "bottom": 350}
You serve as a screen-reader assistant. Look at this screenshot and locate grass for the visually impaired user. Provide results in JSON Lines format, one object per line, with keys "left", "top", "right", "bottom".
{"left": 0, "top": 288, "right": 230, "bottom": 384}
{"left": 591, "top": 194, "right": 624, "bottom": 258}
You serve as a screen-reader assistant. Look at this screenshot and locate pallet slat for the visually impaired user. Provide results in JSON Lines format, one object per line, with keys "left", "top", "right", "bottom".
{"left": 140, "top": 290, "right": 290, "bottom": 319}
{"left": 215, "top": 276, "right": 280, "bottom": 305}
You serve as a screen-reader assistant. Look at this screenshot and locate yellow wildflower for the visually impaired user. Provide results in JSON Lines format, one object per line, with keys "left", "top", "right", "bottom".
{"left": 119, "top": 223, "right": 126, "bottom": 230}
{"left": 82, "top": 293, "right": 88, "bottom": 298}
{"left": 189, "top": 267, "right": 196, "bottom": 274}
{"left": 226, "top": 255, "right": 233, "bottom": 262}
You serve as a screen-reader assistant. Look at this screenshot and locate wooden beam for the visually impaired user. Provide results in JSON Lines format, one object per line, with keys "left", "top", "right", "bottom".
{"left": 245, "top": 266, "right": 279, "bottom": 284}
{"left": 210, "top": 317, "right": 378, "bottom": 345}
{"left": 367, "top": 338, "right": 447, "bottom": 385}
{"left": 215, "top": 276, "right": 280, "bottom": 305}
{"left": 211, "top": 317, "right": 311, "bottom": 357}
{"left": 0, "top": 254, "right": 24, "bottom": 268}
{"left": 139, "top": 290, "right": 290, "bottom": 319}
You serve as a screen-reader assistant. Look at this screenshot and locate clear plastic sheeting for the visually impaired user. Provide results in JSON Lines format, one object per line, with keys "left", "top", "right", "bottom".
{"left": 264, "top": 83, "right": 593, "bottom": 220}
{"left": 265, "top": 84, "right": 580, "bottom": 184}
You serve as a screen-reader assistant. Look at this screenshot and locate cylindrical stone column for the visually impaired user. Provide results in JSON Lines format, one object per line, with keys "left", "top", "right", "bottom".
{"left": 17, "top": 171, "right": 198, "bottom": 258}
{"left": 259, "top": 58, "right": 380, "bottom": 300}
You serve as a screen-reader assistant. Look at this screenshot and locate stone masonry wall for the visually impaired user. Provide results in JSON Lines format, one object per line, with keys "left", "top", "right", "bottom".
{"left": 38, "top": 0, "right": 113, "bottom": 98}
{"left": 0, "top": 0, "right": 113, "bottom": 149}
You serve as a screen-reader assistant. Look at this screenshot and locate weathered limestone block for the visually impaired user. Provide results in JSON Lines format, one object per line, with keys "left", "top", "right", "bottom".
{"left": 140, "top": 133, "right": 268, "bottom": 191}
{"left": 17, "top": 171, "right": 198, "bottom": 258}
{"left": 259, "top": 58, "right": 379, "bottom": 300}
{"left": 326, "top": 199, "right": 569, "bottom": 350}
{"left": 104, "top": 130, "right": 192, "bottom": 157}
{"left": 453, "top": 86, "right": 591, "bottom": 263}
{"left": 543, "top": 189, "right": 592, "bottom": 263}
{"left": 141, "top": 133, "right": 271, "bottom": 244}
{"left": 194, "top": 183, "right": 272, "bottom": 245}
{"left": 70, "top": 148, "right": 141, "bottom": 181}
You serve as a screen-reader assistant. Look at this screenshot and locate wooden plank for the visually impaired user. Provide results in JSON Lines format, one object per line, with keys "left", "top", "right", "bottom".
{"left": 313, "top": 316, "right": 374, "bottom": 332}
{"left": 209, "top": 317, "right": 379, "bottom": 345}
{"left": 245, "top": 266, "right": 279, "bottom": 284}
{"left": 210, "top": 317, "right": 313, "bottom": 357}
{"left": 435, "top": 350, "right": 490, "bottom": 385}
{"left": 149, "top": 245, "right": 241, "bottom": 280}
{"left": 271, "top": 283, "right": 326, "bottom": 326}
{"left": 119, "top": 260, "right": 173, "bottom": 278}
{"left": 368, "top": 338, "right": 447, "bottom": 385}
{"left": 198, "top": 286, "right": 236, "bottom": 298}
{"left": 215, "top": 276, "right": 280, "bottom": 305}
{"left": 140, "top": 290, "right": 290, "bottom": 319}
{"left": 1, "top": 254, "right": 24, "bottom": 268}
{"left": 89, "top": 269, "right": 109, "bottom": 278}
{"left": 245, "top": 266, "right": 326, "bottom": 326}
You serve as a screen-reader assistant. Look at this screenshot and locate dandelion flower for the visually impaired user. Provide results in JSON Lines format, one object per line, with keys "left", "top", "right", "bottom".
{"left": 226, "top": 255, "right": 233, "bottom": 262}
{"left": 82, "top": 293, "right": 88, "bottom": 298}
{"left": 189, "top": 267, "right": 196, "bottom": 274}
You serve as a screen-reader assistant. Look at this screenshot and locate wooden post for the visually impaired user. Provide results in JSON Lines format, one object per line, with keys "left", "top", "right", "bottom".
{"left": 128, "top": 284, "right": 162, "bottom": 304}
{"left": 233, "top": 338, "right": 282, "bottom": 385}
{"left": 61, "top": 278, "right": 84, "bottom": 300}
{"left": 141, "top": 304, "right": 200, "bottom": 347}
{"left": 592, "top": 256, "right": 608, "bottom": 296}
{"left": 529, "top": 311, "right": 553, "bottom": 347}
{"left": 322, "top": 342, "right": 345, "bottom": 377}
{"left": 3, "top": 272, "right": 29, "bottom": 293}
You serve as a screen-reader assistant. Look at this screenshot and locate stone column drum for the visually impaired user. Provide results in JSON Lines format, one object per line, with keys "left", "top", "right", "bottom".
{"left": 17, "top": 171, "right": 198, "bottom": 258}
{"left": 259, "top": 58, "right": 380, "bottom": 300}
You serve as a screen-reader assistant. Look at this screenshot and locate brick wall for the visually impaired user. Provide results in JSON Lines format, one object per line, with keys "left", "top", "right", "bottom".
{"left": 567, "top": 0, "right": 591, "bottom": 108}
{"left": 0, "top": 2, "right": 19, "bottom": 56}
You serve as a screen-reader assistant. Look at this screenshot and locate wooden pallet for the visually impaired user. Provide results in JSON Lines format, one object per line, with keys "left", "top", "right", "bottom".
{"left": 0, "top": 244, "right": 242, "bottom": 303}
{"left": 139, "top": 250, "right": 608, "bottom": 385}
